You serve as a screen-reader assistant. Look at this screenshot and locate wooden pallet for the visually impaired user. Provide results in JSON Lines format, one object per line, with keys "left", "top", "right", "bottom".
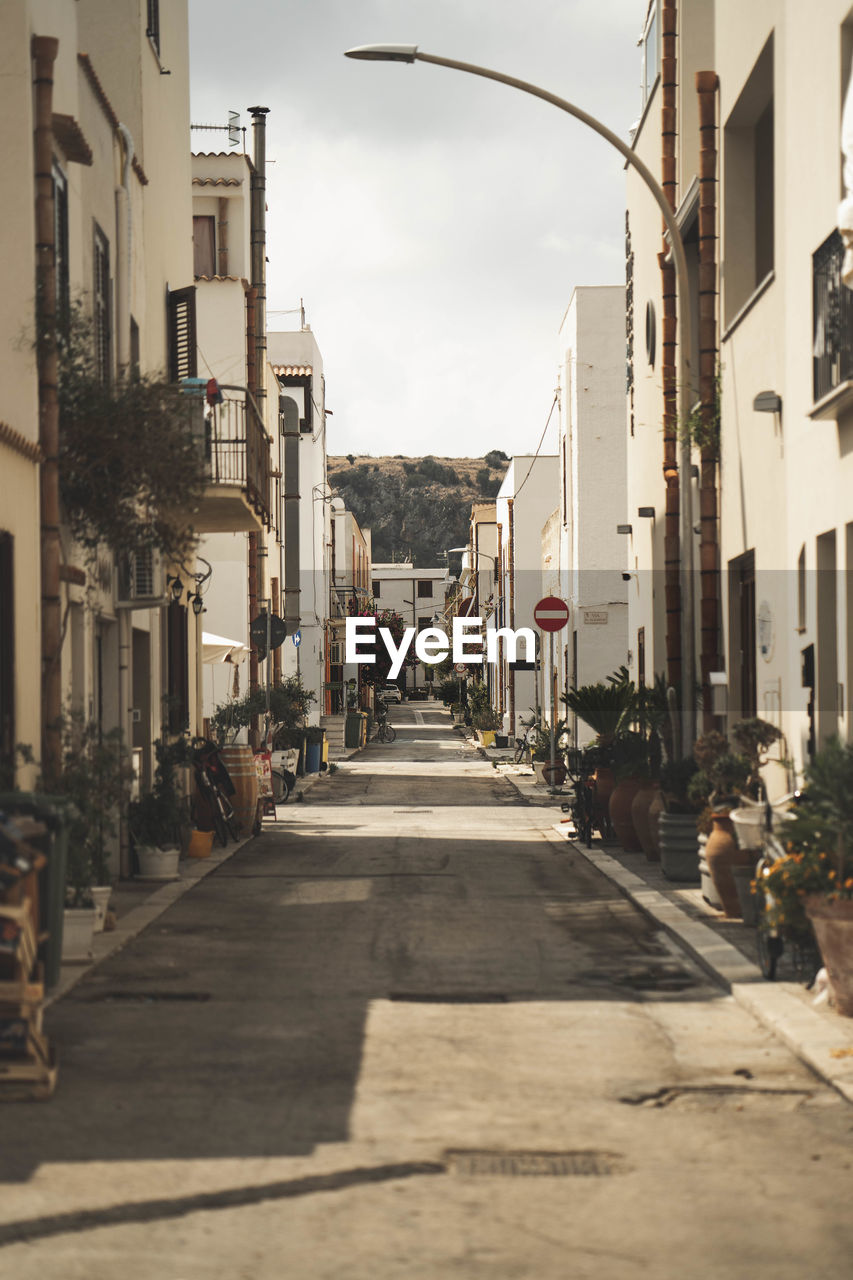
{"left": 0, "top": 1037, "right": 58, "bottom": 1100}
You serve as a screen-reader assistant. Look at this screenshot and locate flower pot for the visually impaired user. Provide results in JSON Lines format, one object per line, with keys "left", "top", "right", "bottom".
{"left": 698, "top": 834, "right": 723, "bottom": 910}
{"left": 805, "top": 896, "right": 853, "bottom": 1016}
{"left": 476, "top": 730, "right": 496, "bottom": 748}
{"left": 646, "top": 786, "right": 665, "bottom": 861}
{"left": 706, "top": 814, "right": 752, "bottom": 917}
{"left": 136, "top": 845, "right": 180, "bottom": 881}
{"left": 187, "top": 828, "right": 215, "bottom": 859}
{"left": 593, "top": 766, "right": 615, "bottom": 825}
{"left": 91, "top": 885, "right": 112, "bottom": 934}
{"left": 609, "top": 777, "right": 644, "bottom": 852}
{"left": 730, "top": 803, "right": 766, "bottom": 852}
{"left": 62, "top": 907, "right": 95, "bottom": 964}
{"left": 731, "top": 863, "right": 759, "bottom": 926}
{"left": 532, "top": 761, "right": 549, "bottom": 784}
{"left": 542, "top": 760, "right": 567, "bottom": 787}
{"left": 659, "top": 813, "right": 700, "bottom": 883}
{"left": 632, "top": 781, "right": 660, "bottom": 860}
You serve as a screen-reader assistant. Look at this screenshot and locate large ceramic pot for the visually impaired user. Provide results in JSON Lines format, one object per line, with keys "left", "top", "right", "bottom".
{"left": 542, "top": 760, "right": 567, "bottom": 788}
{"left": 631, "top": 781, "right": 660, "bottom": 860}
{"left": 593, "top": 766, "right": 616, "bottom": 826}
{"left": 698, "top": 834, "right": 722, "bottom": 910}
{"left": 646, "top": 787, "right": 665, "bottom": 861}
{"left": 706, "top": 814, "right": 753, "bottom": 917}
{"left": 805, "top": 896, "right": 853, "bottom": 1016}
{"left": 609, "top": 777, "right": 644, "bottom": 852}
{"left": 659, "top": 813, "right": 700, "bottom": 883}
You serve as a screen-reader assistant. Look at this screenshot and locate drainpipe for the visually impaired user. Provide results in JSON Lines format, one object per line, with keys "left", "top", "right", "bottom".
{"left": 696, "top": 71, "right": 721, "bottom": 731}
{"left": 507, "top": 497, "right": 515, "bottom": 736}
{"left": 116, "top": 122, "right": 134, "bottom": 875}
{"left": 248, "top": 108, "right": 268, "bottom": 737}
{"left": 660, "top": 0, "right": 681, "bottom": 692}
{"left": 32, "top": 36, "right": 61, "bottom": 788}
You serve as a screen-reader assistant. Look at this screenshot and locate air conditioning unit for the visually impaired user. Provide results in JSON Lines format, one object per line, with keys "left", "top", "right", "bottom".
{"left": 115, "top": 548, "right": 166, "bottom": 608}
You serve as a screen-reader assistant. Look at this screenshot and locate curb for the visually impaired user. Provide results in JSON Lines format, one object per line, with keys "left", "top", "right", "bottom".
{"left": 547, "top": 824, "right": 853, "bottom": 1106}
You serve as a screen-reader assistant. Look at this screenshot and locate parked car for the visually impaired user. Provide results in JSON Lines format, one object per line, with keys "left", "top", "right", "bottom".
{"left": 380, "top": 682, "right": 403, "bottom": 703}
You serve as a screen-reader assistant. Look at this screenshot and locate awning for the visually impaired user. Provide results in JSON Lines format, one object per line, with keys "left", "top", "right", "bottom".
{"left": 202, "top": 632, "right": 249, "bottom": 665}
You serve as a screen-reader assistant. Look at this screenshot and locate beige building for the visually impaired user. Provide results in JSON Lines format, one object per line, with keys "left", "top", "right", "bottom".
{"left": 0, "top": 1, "right": 212, "bottom": 875}
{"left": 626, "top": 0, "right": 853, "bottom": 776}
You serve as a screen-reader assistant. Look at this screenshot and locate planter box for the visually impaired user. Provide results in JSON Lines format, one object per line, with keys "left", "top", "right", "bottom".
{"left": 659, "top": 813, "right": 700, "bottom": 883}
{"left": 136, "top": 846, "right": 180, "bottom": 881}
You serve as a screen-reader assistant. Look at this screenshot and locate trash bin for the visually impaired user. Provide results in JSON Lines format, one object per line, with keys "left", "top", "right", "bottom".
{"left": 304, "top": 730, "right": 325, "bottom": 774}
{"left": 0, "top": 792, "right": 70, "bottom": 991}
{"left": 345, "top": 712, "right": 366, "bottom": 748}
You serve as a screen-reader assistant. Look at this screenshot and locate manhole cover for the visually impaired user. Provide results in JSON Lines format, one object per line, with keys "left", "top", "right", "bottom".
{"left": 389, "top": 993, "right": 509, "bottom": 1003}
{"left": 445, "top": 1149, "right": 622, "bottom": 1177}
{"left": 83, "top": 991, "right": 211, "bottom": 1003}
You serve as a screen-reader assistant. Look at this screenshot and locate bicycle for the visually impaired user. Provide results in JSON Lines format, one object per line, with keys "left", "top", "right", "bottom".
{"left": 753, "top": 797, "right": 822, "bottom": 983}
{"left": 371, "top": 702, "right": 396, "bottom": 743}
{"left": 513, "top": 716, "right": 537, "bottom": 766}
{"left": 191, "top": 738, "right": 240, "bottom": 847}
{"left": 560, "top": 748, "right": 597, "bottom": 848}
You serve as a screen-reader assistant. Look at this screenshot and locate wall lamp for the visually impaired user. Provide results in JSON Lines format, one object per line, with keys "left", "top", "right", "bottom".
{"left": 167, "top": 574, "right": 184, "bottom": 603}
{"left": 753, "top": 390, "right": 782, "bottom": 414}
{"left": 617, "top": 524, "right": 633, "bottom": 535}
{"left": 637, "top": 506, "right": 655, "bottom": 518}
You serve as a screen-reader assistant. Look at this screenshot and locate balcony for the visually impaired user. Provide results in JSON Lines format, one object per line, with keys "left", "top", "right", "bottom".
{"left": 811, "top": 230, "right": 853, "bottom": 419}
{"left": 189, "top": 386, "right": 272, "bottom": 532}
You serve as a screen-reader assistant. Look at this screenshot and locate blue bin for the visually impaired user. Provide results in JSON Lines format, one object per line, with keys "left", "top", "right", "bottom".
{"left": 305, "top": 742, "right": 322, "bottom": 774}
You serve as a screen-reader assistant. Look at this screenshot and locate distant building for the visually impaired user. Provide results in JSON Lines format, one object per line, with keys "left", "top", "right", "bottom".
{"left": 371, "top": 563, "right": 448, "bottom": 692}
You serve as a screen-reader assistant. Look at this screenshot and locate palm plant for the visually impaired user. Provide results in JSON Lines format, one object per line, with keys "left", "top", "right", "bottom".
{"left": 561, "top": 681, "right": 637, "bottom": 744}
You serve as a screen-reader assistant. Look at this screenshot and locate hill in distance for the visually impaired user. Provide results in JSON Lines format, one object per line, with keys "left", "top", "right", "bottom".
{"left": 328, "top": 453, "right": 509, "bottom": 568}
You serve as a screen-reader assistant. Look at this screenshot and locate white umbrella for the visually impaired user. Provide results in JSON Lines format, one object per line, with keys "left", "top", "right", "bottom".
{"left": 202, "top": 632, "right": 249, "bottom": 665}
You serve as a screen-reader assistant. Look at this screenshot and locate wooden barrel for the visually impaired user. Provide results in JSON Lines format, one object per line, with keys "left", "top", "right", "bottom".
{"left": 220, "top": 745, "right": 259, "bottom": 835}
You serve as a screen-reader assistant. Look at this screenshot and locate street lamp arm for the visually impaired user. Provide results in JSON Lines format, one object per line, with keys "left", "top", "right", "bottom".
{"left": 346, "top": 43, "right": 696, "bottom": 753}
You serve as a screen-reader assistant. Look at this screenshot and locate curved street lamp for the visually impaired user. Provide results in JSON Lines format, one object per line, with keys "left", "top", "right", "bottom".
{"left": 345, "top": 43, "right": 696, "bottom": 755}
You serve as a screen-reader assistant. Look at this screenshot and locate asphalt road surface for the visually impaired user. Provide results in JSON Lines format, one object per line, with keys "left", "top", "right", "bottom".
{"left": 1, "top": 704, "right": 851, "bottom": 1278}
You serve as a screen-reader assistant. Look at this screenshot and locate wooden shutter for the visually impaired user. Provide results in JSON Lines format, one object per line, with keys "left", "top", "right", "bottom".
{"left": 167, "top": 285, "right": 197, "bottom": 382}
{"left": 0, "top": 534, "right": 14, "bottom": 779}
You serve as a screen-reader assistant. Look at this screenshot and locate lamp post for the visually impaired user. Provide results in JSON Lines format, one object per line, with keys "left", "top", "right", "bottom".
{"left": 346, "top": 44, "right": 696, "bottom": 756}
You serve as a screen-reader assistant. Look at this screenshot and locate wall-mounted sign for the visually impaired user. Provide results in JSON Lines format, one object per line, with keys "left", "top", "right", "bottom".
{"left": 757, "top": 601, "right": 774, "bottom": 661}
{"left": 583, "top": 610, "right": 609, "bottom": 626}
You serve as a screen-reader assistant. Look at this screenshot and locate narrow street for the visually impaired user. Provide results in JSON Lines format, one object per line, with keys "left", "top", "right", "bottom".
{"left": 1, "top": 706, "right": 851, "bottom": 1279}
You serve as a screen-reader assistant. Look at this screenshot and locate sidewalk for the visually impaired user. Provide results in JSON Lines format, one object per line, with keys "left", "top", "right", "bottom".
{"left": 548, "top": 823, "right": 853, "bottom": 1105}
{"left": 46, "top": 766, "right": 335, "bottom": 1008}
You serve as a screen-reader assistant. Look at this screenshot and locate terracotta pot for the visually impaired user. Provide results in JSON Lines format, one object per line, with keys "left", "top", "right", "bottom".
{"left": 609, "top": 777, "right": 644, "bottom": 852}
{"left": 705, "top": 814, "right": 752, "bottom": 917}
{"left": 646, "top": 787, "right": 665, "bottom": 861}
{"left": 631, "top": 781, "right": 660, "bottom": 860}
{"left": 593, "top": 766, "right": 615, "bottom": 823}
{"left": 542, "top": 760, "right": 567, "bottom": 787}
{"left": 805, "top": 896, "right": 853, "bottom": 1016}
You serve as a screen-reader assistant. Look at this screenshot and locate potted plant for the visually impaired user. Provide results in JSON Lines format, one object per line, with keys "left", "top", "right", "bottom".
{"left": 562, "top": 678, "right": 636, "bottom": 819}
{"left": 761, "top": 738, "right": 853, "bottom": 1015}
{"left": 55, "top": 715, "right": 132, "bottom": 953}
{"left": 658, "top": 756, "right": 703, "bottom": 883}
{"left": 468, "top": 683, "right": 500, "bottom": 746}
{"left": 688, "top": 730, "right": 753, "bottom": 915}
{"left": 129, "top": 737, "right": 187, "bottom": 880}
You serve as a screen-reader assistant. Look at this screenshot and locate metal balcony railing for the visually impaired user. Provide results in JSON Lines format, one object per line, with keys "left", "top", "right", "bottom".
{"left": 201, "top": 387, "right": 272, "bottom": 527}
{"left": 813, "top": 230, "right": 853, "bottom": 404}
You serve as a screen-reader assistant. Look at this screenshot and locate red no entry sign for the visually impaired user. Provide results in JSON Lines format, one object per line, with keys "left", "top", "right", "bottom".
{"left": 534, "top": 596, "right": 569, "bottom": 632}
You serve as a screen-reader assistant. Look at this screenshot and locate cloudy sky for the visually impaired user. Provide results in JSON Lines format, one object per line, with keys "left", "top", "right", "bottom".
{"left": 188, "top": 0, "right": 643, "bottom": 459}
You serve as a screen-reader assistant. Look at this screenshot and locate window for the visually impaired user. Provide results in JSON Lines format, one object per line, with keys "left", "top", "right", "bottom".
{"left": 797, "top": 545, "right": 807, "bottom": 631}
{"left": 192, "top": 215, "right": 216, "bottom": 278}
{"left": 166, "top": 285, "right": 197, "bottom": 381}
{"left": 723, "top": 36, "right": 774, "bottom": 325}
{"left": 641, "top": 1, "right": 659, "bottom": 110}
{"left": 728, "top": 551, "right": 756, "bottom": 719}
{"left": 372, "top": 580, "right": 380, "bottom": 598}
{"left": 417, "top": 580, "right": 433, "bottom": 598}
{"left": 130, "top": 316, "right": 140, "bottom": 378}
{"left": 812, "top": 230, "right": 853, "bottom": 402}
{"left": 53, "top": 163, "right": 69, "bottom": 327}
{"left": 417, "top": 617, "right": 432, "bottom": 632}
{"left": 0, "top": 533, "right": 14, "bottom": 784}
{"left": 146, "top": 0, "right": 160, "bottom": 54}
{"left": 93, "top": 223, "right": 111, "bottom": 383}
